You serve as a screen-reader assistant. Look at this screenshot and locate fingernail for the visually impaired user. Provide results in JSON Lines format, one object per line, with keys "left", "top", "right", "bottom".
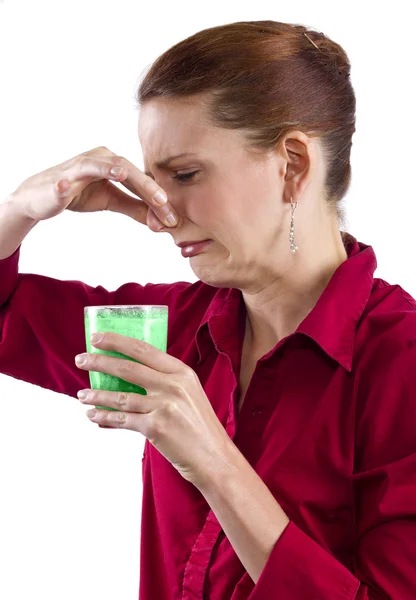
{"left": 154, "top": 191, "right": 167, "bottom": 205}
{"left": 75, "top": 353, "right": 87, "bottom": 366}
{"left": 165, "top": 212, "right": 178, "bottom": 225}
{"left": 91, "top": 332, "right": 103, "bottom": 344}
{"left": 110, "top": 167, "right": 123, "bottom": 177}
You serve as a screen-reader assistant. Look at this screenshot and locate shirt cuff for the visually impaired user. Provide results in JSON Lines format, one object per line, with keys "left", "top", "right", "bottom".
{"left": 249, "top": 520, "right": 361, "bottom": 599}
{"left": 0, "top": 244, "right": 20, "bottom": 308}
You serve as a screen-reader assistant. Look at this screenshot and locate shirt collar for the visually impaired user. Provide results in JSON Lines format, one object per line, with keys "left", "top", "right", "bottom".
{"left": 195, "top": 232, "right": 377, "bottom": 372}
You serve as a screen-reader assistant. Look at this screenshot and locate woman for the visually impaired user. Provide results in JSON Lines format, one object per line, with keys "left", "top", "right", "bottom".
{"left": 1, "top": 20, "right": 415, "bottom": 599}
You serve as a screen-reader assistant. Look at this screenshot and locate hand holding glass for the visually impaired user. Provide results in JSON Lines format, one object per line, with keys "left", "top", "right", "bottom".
{"left": 83, "top": 305, "right": 168, "bottom": 428}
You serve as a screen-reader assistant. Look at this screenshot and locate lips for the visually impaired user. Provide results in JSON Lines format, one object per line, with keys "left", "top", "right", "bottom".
{"left": 180, "top": 239, "right": 214, "bottom": 258}
{"left": 176, "top": 239, "right": 212, "bottom": 248}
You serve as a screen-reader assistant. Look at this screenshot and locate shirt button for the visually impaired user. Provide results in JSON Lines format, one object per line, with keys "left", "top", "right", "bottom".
{"left": 252, "top": 409, "right": 263, "bottom": 418}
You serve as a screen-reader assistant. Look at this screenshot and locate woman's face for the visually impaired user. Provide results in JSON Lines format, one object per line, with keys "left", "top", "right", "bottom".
{"left": 138, "top": 96, "right": 312, "bottom": 290}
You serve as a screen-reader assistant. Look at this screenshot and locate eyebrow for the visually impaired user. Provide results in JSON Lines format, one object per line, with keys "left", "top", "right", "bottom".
{"left": 144, "top": 153, "right": 198, "bottom": 177}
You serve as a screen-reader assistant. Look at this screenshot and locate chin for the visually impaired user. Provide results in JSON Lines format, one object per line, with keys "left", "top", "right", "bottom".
{"left": 190, "top": 262, "right": 225, "bottom": 286}
{"left": 191, "top": 263, "right": 242, "bottom": 291}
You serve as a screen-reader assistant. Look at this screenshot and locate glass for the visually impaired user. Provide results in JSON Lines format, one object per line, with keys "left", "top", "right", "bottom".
{"left": 83, "top": 305, "right": 168, "bottom": 426}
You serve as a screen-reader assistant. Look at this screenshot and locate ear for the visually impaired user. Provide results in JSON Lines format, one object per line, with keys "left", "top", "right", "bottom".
{"left": 281, "top": 131, "right": 315, "bottom": 201}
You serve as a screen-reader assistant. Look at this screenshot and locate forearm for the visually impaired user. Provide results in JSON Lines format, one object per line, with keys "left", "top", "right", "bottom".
{"left": 197, "top": 444, "right": 290, "bottom": 585}
{"left": 0, "top": 195, "right": 39, "bottom": 260}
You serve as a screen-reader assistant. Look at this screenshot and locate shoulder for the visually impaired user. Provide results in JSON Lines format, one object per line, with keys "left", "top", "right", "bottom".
{"left": 356, "top": 277, "right": 416, "bottom": 366}
{"left": 354, "top": 277, "right": 416, "bottom": 470}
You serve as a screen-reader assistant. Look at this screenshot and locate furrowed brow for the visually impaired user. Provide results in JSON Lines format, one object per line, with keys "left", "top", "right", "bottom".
{"left": 144, "top": 153, "right": 198, "bottom": 177}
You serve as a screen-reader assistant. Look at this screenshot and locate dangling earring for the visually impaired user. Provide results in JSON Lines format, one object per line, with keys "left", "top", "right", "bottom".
{"left": 289, "top": 198, "right": 299, "bottom": 254}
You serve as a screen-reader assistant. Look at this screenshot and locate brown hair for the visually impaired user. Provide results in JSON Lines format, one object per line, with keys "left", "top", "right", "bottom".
{"left": 135, "top": 20, "right": 355, "bottom": 230}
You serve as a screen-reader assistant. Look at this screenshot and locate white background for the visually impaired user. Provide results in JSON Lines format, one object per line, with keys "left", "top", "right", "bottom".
{"left": 0, "top": 1, "right": 415, "bottom": 599}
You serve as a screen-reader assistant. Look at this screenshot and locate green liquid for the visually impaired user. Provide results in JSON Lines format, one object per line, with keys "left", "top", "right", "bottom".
{"left": 84, "top": 305, "right": 168, "bottom": 412}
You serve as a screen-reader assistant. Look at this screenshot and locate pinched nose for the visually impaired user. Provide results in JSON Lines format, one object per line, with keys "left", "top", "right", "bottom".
{"left": 146, "top": 207, "right": 180, "bottom": 232}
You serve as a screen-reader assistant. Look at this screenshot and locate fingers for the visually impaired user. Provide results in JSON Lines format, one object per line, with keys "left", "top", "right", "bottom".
{"left": 104, "top": 180, "right": 150, "bottom": 225}
{"left": 109, "top": 156, "right": 179, "bottom": 227}
{"left": 67, "top": 148, "right": 179, "bottom": 228}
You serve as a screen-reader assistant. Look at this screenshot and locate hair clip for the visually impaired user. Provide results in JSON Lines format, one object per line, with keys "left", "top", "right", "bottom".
{"left": 304, "top": 32, "right": 320, "bottom": 51}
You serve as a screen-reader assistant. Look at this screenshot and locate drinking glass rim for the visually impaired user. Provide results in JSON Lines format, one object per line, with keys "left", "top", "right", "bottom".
{"left": 84, "top": 305, "right": 168, "bottom": 310}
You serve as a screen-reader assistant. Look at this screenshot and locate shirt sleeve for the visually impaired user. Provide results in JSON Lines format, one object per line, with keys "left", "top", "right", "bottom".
{"left": 0, "top": 243, "right": 187, "bottom": 399}
{"left": 230, "top": 318, "right": 416, "bottom": 600}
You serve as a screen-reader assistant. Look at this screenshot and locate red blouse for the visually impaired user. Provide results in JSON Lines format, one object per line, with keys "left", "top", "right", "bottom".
{"left": 1, "top": 232, "right": 415, "bottom": 599}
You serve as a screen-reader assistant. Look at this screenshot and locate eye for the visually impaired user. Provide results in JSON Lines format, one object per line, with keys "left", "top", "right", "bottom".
{"left": 172, "top": 170, "right": 200, "bottom": 182}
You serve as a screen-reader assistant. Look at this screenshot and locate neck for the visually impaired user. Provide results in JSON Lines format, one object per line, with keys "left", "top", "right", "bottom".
{"left": 242, "top": 228, "right": 348, "bottom": 353}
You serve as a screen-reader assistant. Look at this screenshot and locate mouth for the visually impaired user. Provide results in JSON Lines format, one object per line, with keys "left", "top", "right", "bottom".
{"left": 180, "top": 239, "right": 214, "bottom": 258}
{"left": 176, "top": 239, "right": 212, "bottom": 248}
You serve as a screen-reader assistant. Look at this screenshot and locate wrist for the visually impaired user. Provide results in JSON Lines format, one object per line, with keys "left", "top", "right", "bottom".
{"left": 4, "top": 192, "right": 39, "bottom": 224}
{"left": 195, "top": 439, "right": 243, "bottom": 493}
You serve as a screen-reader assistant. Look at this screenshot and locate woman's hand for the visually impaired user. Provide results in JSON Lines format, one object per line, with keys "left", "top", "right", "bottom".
{"left": 8, "top": 146, "right": 179, "bottom": 228}
{"left": 74, "top": 332, "right": 234, "bottom": 490}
